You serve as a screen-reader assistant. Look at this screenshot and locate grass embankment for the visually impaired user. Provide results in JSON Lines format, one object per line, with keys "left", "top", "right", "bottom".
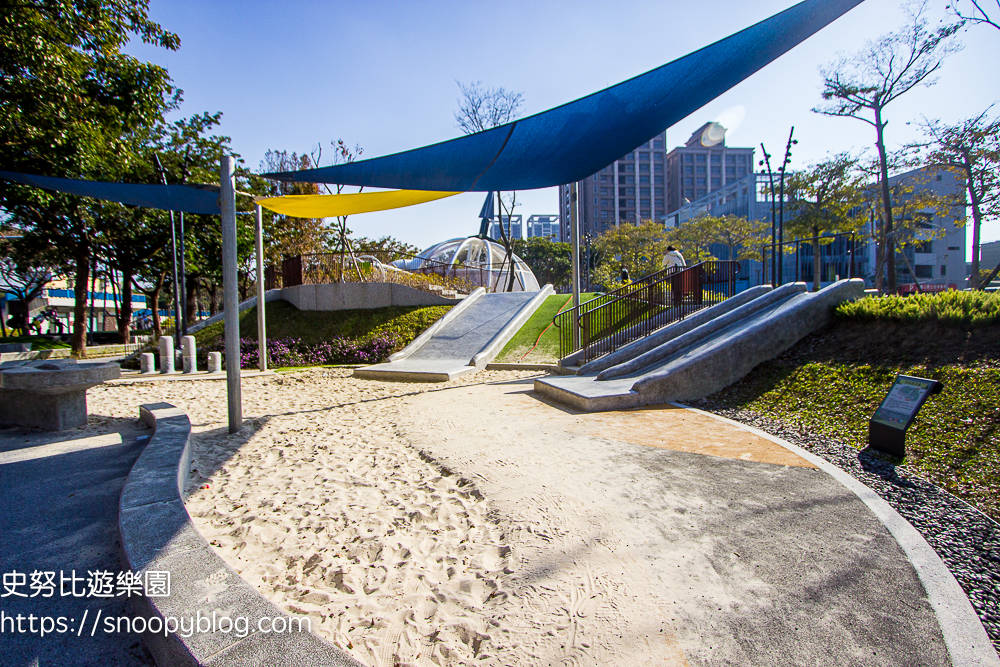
{"left": 495, "top": 292, "right": 599, "bottom": 363}
{"left": 190, "top": 300, "right": 452, "bottom": 369}
{"left": 705, "top": 291, "right": 1000, "bottom": 521}
{"left": 0, "top": 335, "right": 70, "bottom": 350}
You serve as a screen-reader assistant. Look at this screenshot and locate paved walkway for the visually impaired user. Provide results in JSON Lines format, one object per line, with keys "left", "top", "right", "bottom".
{"left": 0, "top": 419, "right": 153, "bottom": 667}
{"left": 394, "top": 376, "right": 997, "bottom": 666}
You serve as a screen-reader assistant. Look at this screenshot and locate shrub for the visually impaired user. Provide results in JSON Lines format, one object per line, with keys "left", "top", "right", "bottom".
{"left": 835, "top": 291, "right": 1000, "bottom": 328}
{"left": 202, "top": 333, "right": 399, "bottom": 369}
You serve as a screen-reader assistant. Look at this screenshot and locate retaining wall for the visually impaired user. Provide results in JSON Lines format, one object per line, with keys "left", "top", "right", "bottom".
{"left": 280, "top": 282, "right": 456, "bottom": 311}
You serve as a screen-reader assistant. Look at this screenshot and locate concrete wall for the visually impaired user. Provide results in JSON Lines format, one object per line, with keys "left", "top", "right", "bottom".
{"left": 281, "top": 282, "right": 455, "bottom": 311}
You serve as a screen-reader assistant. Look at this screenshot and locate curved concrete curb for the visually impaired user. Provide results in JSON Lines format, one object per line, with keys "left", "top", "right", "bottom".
{"left": 677, "top": 404, "right": 1000, "bottom": 667}
{"left": 119, "top": 403, "right": 365, "bottom": 667}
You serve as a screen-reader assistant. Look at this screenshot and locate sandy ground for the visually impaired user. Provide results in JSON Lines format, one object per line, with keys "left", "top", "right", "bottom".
{"left": 90, "top": 368, "right": 949, "bottom": 667}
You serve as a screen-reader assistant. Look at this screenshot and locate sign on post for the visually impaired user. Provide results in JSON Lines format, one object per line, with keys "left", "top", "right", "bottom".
{"left": 868, "top": 374, "right": 943, "bottom": 458}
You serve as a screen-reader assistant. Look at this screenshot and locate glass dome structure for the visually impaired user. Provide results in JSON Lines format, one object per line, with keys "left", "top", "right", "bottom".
{"left": 393, "top": 237, "right": 539, "bottom": 292}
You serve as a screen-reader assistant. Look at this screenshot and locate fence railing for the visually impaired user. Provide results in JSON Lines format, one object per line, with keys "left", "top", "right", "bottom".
{"left": 761, "top": 232, "right": 858, "bottom": 287}
{"left": 555, "top": 260, "right": 741, "bottom": 363}
{"left": 275, "top": 251, "right": 527, "bottom": 296}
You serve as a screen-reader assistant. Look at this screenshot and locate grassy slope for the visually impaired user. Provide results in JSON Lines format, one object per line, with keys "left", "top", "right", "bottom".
{"left": 495, "top": 292, "right": 599, "bottom": 363}
{"left": 192, "top": 300, "right": 452, "bottom": 355}
{"left": 0, "top": 335, "right": 70, "bottom": 350}
{"left": 703, "top": 312, "right": 1000, "bottom": 521}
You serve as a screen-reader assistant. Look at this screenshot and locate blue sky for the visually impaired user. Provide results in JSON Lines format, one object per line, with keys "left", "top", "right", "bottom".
{"left": 128, "top": 0, "right": 1000, "bottom": 257}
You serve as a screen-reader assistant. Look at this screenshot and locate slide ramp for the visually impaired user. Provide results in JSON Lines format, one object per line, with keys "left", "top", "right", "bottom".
{"left": 535, "top": 279, "right": 864, "bottom": 411}
{"left": 355, "top": 285, "right": 554, "bottom": 382}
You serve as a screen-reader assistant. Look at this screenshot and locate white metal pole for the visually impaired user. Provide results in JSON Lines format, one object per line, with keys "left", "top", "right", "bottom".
{"left": 570, "top": 181, "right": 581, "bottom": 349}
{"left": 220, "top": 156, "right": 242, "bottom": 433}
{"left": 254, "top": 204, "right": 267, "bottom": 372}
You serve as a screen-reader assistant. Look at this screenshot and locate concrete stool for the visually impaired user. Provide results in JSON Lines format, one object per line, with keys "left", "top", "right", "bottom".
{"left": 159, "top": 336, "right": 175, "bottom": 374}
{"left": 0, "top": 360, "right": 120, "bottom": 430}
{"left": 181, "top": 336, "right": 197, "bottom": 374}
{"left": 207, "top": 352, "right": 222, "bottom": 374}
{"left": 140, "top": 353, "right": 156, "bottom": 374}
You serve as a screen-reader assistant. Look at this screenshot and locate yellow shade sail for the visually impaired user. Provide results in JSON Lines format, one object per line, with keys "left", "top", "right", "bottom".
{"left": 255, "top": 189, "right": 460, "bottom": 218}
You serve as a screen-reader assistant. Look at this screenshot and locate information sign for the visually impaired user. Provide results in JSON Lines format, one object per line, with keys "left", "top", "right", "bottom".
{"left": 868, "top": 374, "right": 942, "bottom": 457}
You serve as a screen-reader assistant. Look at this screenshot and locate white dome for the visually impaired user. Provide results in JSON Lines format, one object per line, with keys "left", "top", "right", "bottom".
{"left": 394, "top": 237, "right": 540, "bottom": 292}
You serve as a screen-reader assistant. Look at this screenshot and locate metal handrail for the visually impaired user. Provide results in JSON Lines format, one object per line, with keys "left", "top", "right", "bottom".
{"left": 554, "top": 260, "right": 741, "bottom": 363}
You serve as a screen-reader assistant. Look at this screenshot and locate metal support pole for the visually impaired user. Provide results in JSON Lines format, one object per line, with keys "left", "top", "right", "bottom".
{"left": 255, "top": 204, "right": 267, "bottom": 372}
{"left": 179, "top": 212, "right": 187, "bottom": 335}
{"left": 220, "top": 156, "right": 242, "bottom": 433}
{"left": 570, "top": 181, "right": 581, "bottom": 349}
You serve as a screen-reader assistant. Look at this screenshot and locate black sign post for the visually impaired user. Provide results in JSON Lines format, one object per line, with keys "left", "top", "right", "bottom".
{"left": 868, "top": 374, "right": 943, "bottom": 458}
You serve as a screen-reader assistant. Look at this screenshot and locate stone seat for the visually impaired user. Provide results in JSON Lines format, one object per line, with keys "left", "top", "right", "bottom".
{"left": 0, "top": 359, "right": 120, "bottom": 430}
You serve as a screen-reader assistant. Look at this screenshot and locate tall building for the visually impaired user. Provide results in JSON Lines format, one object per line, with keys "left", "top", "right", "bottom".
{"left": 875, "top": 167, "right": 966, "bottom": 288}
{"left": 526, "top": 214, "right": 561, "bottom": 241}
{"left": 665, "top": 123, "right": 754, "bottom": 214}
{"left": 558, "top": 131, "right": 668, "bottom": 239}
{"left": 489, "top": 214, "right": 522, "bottom": 241}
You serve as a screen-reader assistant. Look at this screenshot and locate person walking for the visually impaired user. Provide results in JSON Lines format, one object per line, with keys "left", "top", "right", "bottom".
{"left": 662, "top": 245, "right": 686, "bottom": 271}
{"left": 619, "top": 266, "right": 631, "bottom": 284}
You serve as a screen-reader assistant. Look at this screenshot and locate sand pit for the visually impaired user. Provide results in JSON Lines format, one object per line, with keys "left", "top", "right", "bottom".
{"left": 93, "top": 369, "right": 680, "bottom": 666}
{"left": 90, "top": 368, "right": 952, "bottom": 667}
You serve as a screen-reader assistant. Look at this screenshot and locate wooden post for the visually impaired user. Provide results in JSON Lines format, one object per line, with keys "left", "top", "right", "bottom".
{"left": 220, "top": 156, "right": 242, "bottom": 433}
{"left": 255, "top": 204, "right": 267, "bottom": 372}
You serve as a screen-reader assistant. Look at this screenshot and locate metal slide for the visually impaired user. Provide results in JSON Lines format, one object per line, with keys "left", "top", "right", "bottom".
{"left": 354, "top": 286, "right": 554, "bottom": 382}
{"left": 535, "top": 279, "right": 865, "bottom": 412}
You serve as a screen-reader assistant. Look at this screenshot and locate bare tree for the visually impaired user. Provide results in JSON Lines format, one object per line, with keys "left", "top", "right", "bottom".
{"left": 947, "top": 0, "right": 1000, "bottom": 30}
{"left": 814, "top": 1, "right": 960, "bottom": 292}
{"left": 311, "top": 139, "right": 364, "bottom": 282}
{"left": 454, "top": 80, "right": 526, "bottom": 290}
{"left": 918, "top": 110, "right": 1000, "bottom": 288}
{"left": 454, "top": 80, "right": 524, "bottom": 135}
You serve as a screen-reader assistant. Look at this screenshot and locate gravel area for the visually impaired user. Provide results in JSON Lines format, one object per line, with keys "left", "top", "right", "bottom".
{"left": 691, "top": 401, "right": 1000, "bottom": 654}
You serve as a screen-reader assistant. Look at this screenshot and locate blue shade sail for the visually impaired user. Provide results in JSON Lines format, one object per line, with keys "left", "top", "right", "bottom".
{"left": 263, "top": 0, "right": 863, "bottom": 192}
{"left": 0, "top": 171, "right": 221, "bottom": 214}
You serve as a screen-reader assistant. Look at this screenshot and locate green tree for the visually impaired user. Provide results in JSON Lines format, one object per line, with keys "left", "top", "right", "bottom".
{"left": 592, "top": 221, "right": 670, "bottom": 289}
{"left": 814, "top": 2, "right": 960, "bottom": 292}
{"left": 785, "top": 154, "right": 868, "bottom": 291}
{"left": 697, "top": 214, "right": 770, "bottom": 263}
{"left": 0, "top": 0, "right": 180, "bottom": 355}
{"left": 665, "top": 216, "right": 719, "bottom": 264}
{"left": 918, "top": 111, "right": 1000, "bottom": 288}
{"left": 510, "top": 237, "right": 573, "bottom": 291}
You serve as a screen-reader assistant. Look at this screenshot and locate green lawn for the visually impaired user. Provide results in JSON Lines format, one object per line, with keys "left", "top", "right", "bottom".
{"left": 192, "top": 300, "right": 452, "bottom": 353}
{"left": 495, "top": 292, "right": 599, "bottom": 363}
{"left": 0, "top": 335, "right": 71, "bottom": 350}
{"left": 705, "top": 318, "right": 1000, "bottom": 521}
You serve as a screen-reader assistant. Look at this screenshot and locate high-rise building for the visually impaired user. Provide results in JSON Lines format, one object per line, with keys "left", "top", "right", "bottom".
{"left": 665, "top": 123, "right": 754, "bottom": 214}
{"left": 526, "top": 214, "right": 561, "bottom": 241}
{"left": 489, "top": 214, "right": 522, "bottom": 241}
{"left": 558, "top": 131, "right": 668, "bottom": 239}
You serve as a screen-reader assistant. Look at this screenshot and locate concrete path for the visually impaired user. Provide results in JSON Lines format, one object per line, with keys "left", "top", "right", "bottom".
{"left": 0, "top": 419, "right": 153, "bottom": 666}
{"left": 356, "top": 289, "right": 550, "bottom": 382}
{"left": 394, "top": 376, "right": 997, "bottom": 666}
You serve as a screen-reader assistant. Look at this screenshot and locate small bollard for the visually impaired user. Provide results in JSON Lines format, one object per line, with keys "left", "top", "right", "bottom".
{"left": 181, "top": 336, "right": 197, "bottom": 374}
{"left": 140, "top": 353, "right": 156, "bottom": 374}
{"left": 159, "top": 336, "right": 175, "bottom": 374}
{"left": 207, "top": 351, "right": 222, "bottom": 374}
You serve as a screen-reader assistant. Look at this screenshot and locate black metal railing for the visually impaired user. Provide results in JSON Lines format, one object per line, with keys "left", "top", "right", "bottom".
{"left": 760, "top": 232, "right": 858, "bottom": 287}
{"left": 554, "top": 260, "right": 741, "bottom": 363}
